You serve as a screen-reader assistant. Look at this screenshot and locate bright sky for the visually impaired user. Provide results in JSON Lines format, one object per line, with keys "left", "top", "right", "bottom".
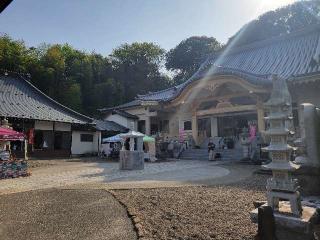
{"left": 0, "top": 0, "right": 296, "bottom": 55}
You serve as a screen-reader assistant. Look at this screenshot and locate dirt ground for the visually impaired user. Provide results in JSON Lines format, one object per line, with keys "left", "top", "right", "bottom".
{"left": 113, "top": 174, "right": 268, "bottom": 240}
{"left": 0, "top": 188, "right": 137, "bottom": 240}
{"left": 1, "top": 160, "right": 318, "bottom": 240}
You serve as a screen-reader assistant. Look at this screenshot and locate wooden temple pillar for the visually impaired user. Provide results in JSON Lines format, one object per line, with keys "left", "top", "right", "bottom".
{"left": 192, "top": 112, "right": 198, "bottom": 145}
{"left": 257, "top": 102, "right": 265, "bottom": 132}
{"left": 145, "top": 116, "right": 151, "bottom": 136}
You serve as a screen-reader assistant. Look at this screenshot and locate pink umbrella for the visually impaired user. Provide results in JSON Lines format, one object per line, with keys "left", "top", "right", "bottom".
{"left": 0, "top": 127, "right": 25, "bottom": 141}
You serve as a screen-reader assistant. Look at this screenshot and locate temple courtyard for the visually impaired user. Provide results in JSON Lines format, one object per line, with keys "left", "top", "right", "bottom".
{"left": 0, "top": 158, "right": 255, "bottom": 194}
{"left": 1, "top": 159, "right": 319, "bottom": 240}
{"left": 0, "top": 158, "right": 269, "bottom": 240}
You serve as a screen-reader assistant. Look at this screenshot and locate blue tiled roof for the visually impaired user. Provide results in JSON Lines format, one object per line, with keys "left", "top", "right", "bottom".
{"left": 138, "top": 25, "right": 320, "bottom": 103}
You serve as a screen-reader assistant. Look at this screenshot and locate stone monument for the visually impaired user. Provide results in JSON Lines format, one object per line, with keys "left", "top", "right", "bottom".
{"left": 250, "top": 75, "right": 318, "bottom": 240}
{"left": 295, "top": 103, "right": 320, "bottom": 167}
{"left": 240, "top": 127, "right": 250, "bottom": 159}
{"left": 262, "top": 75, "right": 302, "bottom": 217}
{"left": 294, "top": 103, "right": 320, "bottom": 195}
{"left": 119, "top": 131, "right": 144, "bottom": 170}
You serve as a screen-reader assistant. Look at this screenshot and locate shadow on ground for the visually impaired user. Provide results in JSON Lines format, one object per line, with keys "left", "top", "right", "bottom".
{"left": 0, "top": 188, "right": 137, "bottom": 240}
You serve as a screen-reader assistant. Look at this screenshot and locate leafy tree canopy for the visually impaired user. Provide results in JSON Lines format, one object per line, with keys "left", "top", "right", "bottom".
{"left": 0, "top": 0, "right": 319, "bottom": 117}
{"left": 111, "top": 42, "right": 170, "bottom": 102}
{"left": 165, "top": 36, "right": 222, "bottom": 85}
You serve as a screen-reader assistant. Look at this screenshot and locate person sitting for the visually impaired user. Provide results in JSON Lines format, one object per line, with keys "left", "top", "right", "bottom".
{"left": 208, "top": 139, "right": 216, "bottom": 161}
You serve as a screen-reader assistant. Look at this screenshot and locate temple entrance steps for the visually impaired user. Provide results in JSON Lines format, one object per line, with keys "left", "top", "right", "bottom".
{"left": 199, "top": 137, "right": 243, "bottom": 150}
{"left": 179, "top": 147, "right": 243, "bottom": 161}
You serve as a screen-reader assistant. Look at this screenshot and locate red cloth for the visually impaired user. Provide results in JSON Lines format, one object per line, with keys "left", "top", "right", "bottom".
{"left": 249, "top": 125, "right": 256, "bottom": 142}
{"left": 0, "top": 127, "right": 25, "bottom": 141}
{"left": 28, "top": 128, "right": 34, "bottom": 144}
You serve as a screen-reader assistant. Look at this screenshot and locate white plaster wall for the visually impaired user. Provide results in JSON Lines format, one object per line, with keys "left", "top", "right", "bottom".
{"left": 55, "top": 122, "right": 71, "bottom": 131}
{"left": 127, "top": 119, "right": 137, "bottom": 131}
{"left": 126, "top": 107, "right": 148, "bottom": 131}
{"left": 104, "top": 113, "right": 137, "bottom": 131}
{"left": 34, "top": 121, "right": 71, "bottom": 132}
{"left": 126, "top": 107, "right": 147, "bottom": 116}
{"left": 105, "top": 114, "right": 132, "bottom": 129}
{"left": 35, "top": 121, "right": 53, "bottom": 130}
{"left": 71, "top": 131, "right": 100, "bottom": 155}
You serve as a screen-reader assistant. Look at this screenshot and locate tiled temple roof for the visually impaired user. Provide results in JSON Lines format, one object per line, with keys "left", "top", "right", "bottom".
{"left": 98, "top": 99, "right": 142, "bottom": 111}
{"left": 111, "top": 109, "right": 139, "bottom": 119}
{"left": 136, "top": 24, "right": 320, "bottom": 103}
{"left": 0, "top": 72, "right": 93, "bottom": 124}
{"left": 93, "top": 119, "right": 128, "bottom": 132}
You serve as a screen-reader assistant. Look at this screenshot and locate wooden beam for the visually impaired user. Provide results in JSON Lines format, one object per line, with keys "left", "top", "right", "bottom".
{"left": 166, "top": 76, "right": 271, "bottom": 108}
{"left": 186, "top": 91, "right": 255, "bottom": 105}
{"left": 196, "top": 105, "right": 257, "bottom": 117}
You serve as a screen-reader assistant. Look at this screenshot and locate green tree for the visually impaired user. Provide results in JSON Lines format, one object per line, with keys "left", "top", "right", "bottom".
{"left": 62, "top": 83, "right": 82, "bottom": 111}
{"left": 111, "top": 42, "right": 169, "bottom": 102}
{"left": 0, "top": 34, "right": 37, "bottom": 72}
{"left": 166, "top": 36, "right": 222, "bottom": 84}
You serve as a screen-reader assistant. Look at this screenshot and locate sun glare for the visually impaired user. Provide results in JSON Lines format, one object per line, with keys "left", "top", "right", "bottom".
{"left": 259, "top": 0, "right": 296, "bottom": 13}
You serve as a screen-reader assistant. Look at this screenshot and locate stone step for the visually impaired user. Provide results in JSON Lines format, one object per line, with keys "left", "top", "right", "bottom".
{"left": 179, "top": 149, "right": 244, "bottom": 160}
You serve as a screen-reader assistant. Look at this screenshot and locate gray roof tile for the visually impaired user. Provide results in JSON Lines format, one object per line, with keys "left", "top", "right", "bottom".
{"left": 0, "top": 73, "right": 92, "bottom": 124}
{"left": 138, "top": 25, "right": 320, "bottom": 102}
{"left": 93, "top": 119, "right": 128, "bottom": 132}
{"left": 98, "top": 99, "right": 141, "bottom": 111}
{"left": 111, "top": 110, "right": 138, "bottom": 119}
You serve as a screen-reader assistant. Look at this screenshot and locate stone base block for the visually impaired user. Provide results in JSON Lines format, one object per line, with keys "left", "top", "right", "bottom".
{"left": 250, "top": 202, "right": 318, "bottom": 240}
{"left": 119, "top": 150, "right": 144, "bottom": 170}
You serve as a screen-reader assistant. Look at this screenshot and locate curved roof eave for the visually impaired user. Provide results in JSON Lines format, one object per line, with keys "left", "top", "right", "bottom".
{"left": 138, "top": 67, "right": 272, "bottom": 103}
{"left": 137, "top": 24, "right": 320, "bottom": 104}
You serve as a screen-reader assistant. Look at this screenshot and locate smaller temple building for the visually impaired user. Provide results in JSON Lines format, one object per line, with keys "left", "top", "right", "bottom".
{"left": 0, "top": 72, "right": 126, "bottom": 157}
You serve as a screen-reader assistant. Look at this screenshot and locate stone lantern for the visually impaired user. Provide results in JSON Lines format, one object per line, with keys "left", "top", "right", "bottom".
{"left": 262, "top": 75, "right": 302, "bottom": 216}
{"left": 119, "top": 131, "right": 144, "bottom": 170}
{"left": 251, "top": 75, "right": 318, "bottom": 240}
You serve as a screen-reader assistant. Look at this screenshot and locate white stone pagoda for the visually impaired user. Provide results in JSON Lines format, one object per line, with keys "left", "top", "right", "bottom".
{"left": 262, "top": 75, "right": 302, "bottom": 217}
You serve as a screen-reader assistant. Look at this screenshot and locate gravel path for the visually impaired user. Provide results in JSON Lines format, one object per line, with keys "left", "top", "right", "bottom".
{"left": 0, "top": 188, "right": 137, "bottom": 240}
{"left": 113, "top": 174, "right": 269, "bottom": 240}
{"left": 0, "top": 159, "right": 232, "bottom": 194}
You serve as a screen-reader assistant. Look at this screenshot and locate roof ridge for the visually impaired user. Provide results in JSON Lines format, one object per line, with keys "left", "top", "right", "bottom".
{"left": 136, "top": 25, "right": 319, "bottom": 100}
{"left": 112, "top": 109, "right": 139, "bottom": 119}
{"left": 137, "top": 86, "right": 178, "bottom": 98}
{"left": 98, "top": 99, "right": 141, "bottom": 111}
{"left": 1, "top": 72, "right": 93, "bottom": 123}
